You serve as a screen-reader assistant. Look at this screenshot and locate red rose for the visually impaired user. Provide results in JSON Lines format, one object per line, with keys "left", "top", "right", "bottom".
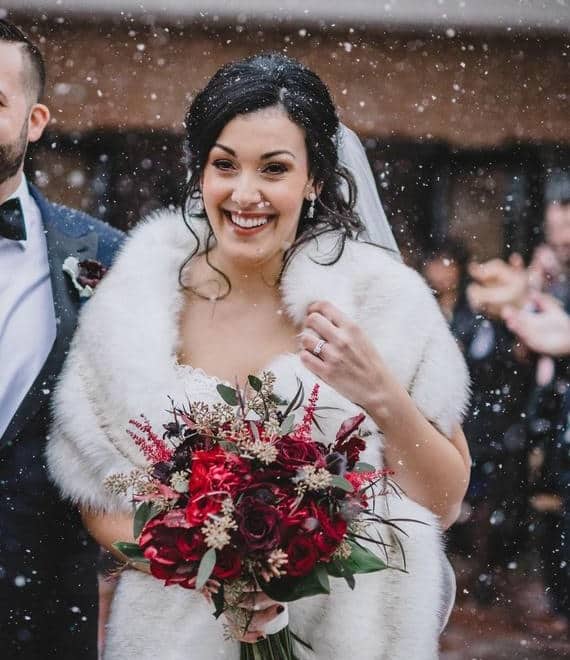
{"left": 270, "top": 494, "right": 310, "bottom": 544}
{"left": 236, "top": 495, "right": 281, "bottom": 552}
{"left": 311, "top": 504, "right": 347, "bottom": 559}
{"left": 210, "top": 453, "right": 251, "bottom": 495}
{"left": 189, "top": 461, "right": 213, "bottom": 497}
{"left": 286, "top": 535, "right": 319, "bottom": 577}
{"left": 185, "top": 493, "right": 222, "bottom": 526}
{"left": 176, "top": 529, "right": 205, "bottom": 561}
{"left": 333, "top": 414, "right": 367, "bottom": 468}
{"left": 139, "top": 510, "right": 205, "bottom": 588}
{"left": 334, "top": 435, "right": 366, "bottom": 469}
{"left": 190, "top": 448, "right": 250, "bottom": 498}
{"left": 276, "top": 436, "right": 325, "bottom": 472}
{"left": 213, "top": 547, "right": 242, "bottom": 579}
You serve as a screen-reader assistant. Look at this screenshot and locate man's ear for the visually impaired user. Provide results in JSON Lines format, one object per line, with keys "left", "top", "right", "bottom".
{"left": 27, "top": 103, "right": 50, "bottom": 143}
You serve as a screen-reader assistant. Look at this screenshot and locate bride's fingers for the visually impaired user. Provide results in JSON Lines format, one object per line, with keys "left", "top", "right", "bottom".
{"left": 206, "top": 579, "right": 220, "bottom": 593}
{"left": 199, "top": 578, "right": 221, "bottom": 602}
{"left": 303, "top": 311, "right": 337, "bottom": 342}
{"left": 237, "top": 630, "right": 267, "bottom": 644}
{"left": 237, "top": 592, "right": 276, "bottom": 610}
{"left": 250, "top": 604, "right": 284, "bottom": 629}
{"left": 307, "top": 301, "right": 347, "bottom": 328}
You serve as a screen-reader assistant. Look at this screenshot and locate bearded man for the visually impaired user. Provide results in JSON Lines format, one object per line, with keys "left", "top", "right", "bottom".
{"left": 0, "top": 19, "right": 123, "bottom": 659}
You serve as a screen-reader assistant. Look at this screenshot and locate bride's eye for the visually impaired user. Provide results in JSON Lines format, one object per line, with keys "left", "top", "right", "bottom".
{"left": 262, "top": 163, "right": 288, "bottom": 175}
{"left": 212, "top": 159, "right": 235, "bottom": 171}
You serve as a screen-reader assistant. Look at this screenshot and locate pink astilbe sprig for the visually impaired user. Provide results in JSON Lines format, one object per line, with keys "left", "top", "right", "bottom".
{"left": 292, "top": 383, "right": 320, "bottom": 441}
{"left": 127, "top": 415, "right": 174, "bottom": 463}
{"left": 346, "top": 468, "right": 395, "bottom": 492}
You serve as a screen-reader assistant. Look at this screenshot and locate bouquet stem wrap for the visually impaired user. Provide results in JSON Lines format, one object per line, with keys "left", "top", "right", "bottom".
{"left": 240, "top": 627, "right": 295, "bottom": 660}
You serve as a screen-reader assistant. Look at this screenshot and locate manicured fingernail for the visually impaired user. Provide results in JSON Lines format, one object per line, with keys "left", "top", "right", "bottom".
{"left": 277, "top": 605, "right": 284, "bottom": 613}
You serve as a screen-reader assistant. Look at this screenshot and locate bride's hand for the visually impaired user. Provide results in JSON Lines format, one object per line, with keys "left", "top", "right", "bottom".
{"left": 299, "top": 301, "right": 387, "bottom": 411}
{"left": 224, "top": 590, "right": 284, "bottom": 643}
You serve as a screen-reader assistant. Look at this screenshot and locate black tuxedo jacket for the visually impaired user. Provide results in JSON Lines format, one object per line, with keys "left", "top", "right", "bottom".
{"left": 0, "top": 186, "right": 124, "bottom": 659}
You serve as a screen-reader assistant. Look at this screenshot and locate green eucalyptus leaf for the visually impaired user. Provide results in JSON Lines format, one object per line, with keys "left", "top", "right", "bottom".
{"left": 113, "top": 541, "right": 147, "bottom": 563}
{"left": 260, "top": 565, "right": 331, "bottom": 602}
{"left": 331, "top": 475, "right": 354, "bottom": 492}
{"left": 196, "top": 547, "right": 217, "bottom": 590}
{"left": 216, "top": 384, "right": 238, "bottom": 406}
{"left": 133, "top": 501, "right": 163, "bottom": 538}
{"left": 353, "top": 462, "right": 376, "bottom": 473}
{"left": 248, "top": 375, "right": 263, "bottom": 392}
{"left": 270, "top": 393, "right": 288, "bottom": 406}
{"left": 279, "top": 414, "right": 296, "bottom": 435}
{"left": 218, "top": 440, "right": 240, "bottom": 454}
{"left": 325, "top": 560, "right": 343, "bottom": 577}
{"left": 315, "top": 564, "right": 330, "bottom": 592}
{"left": 344, "top": 540, "right": 387, "bottom": 574}
{"left": 344, "top": 574, "right": 356, "bottom": 590}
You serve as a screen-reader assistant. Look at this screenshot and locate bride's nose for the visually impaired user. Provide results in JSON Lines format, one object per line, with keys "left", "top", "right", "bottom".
{"left": 230, "top": 180, "right": 262, "bottom": 208}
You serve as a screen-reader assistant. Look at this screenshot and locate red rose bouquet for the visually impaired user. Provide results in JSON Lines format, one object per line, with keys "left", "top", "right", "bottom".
{"left": 106, "top": 372, "right": 405, "bottom": 659}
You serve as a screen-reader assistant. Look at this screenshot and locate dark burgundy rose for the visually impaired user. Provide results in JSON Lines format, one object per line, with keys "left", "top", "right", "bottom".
{"left": 342, "top": 436, "right": 366, "bottom": 468}
{"left": 333, "top": 413, "right": 367, "bottom": 468}
{"left": 286, "top": 535, "right": 319, "bottom": 577}
{"left": 249, "top": 486, "right": 275, "bottom": 504}
{"left": 236, "top": 495, "right": 281, "bottom": 552}
{"left": 176, "top": 529, "right": 204, "bottom": 562}
{"left": 213, "top": 547, "right": 242, "bottom": 579}
{"left": 334, "top": 413, "right": 366, "bottom": 445}
{"left": 77, "top": 259, "right": 107, "bottom": 288}
{"left": 275, "top": 437, "right": 324, "bottom": 472}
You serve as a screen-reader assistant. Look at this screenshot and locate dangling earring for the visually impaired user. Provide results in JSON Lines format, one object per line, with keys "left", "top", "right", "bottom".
{"left": 307, "top": 192, "right": 316, "bottom": 219}
{"left": 194, "top": 191, "right": 204, "bottom": 214}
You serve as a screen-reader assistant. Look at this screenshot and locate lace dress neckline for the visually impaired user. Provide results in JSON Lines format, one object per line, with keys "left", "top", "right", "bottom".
{"left": 174, "top": 352, "right": 299, "bottom": 389}
{"left": 173, "top": 362, "right": 230, "bottom": 387}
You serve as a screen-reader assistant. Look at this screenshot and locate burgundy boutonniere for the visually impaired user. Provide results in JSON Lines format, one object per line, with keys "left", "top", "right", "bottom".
{"left": 62, "top": 256, "right": 107, "bottom": 299}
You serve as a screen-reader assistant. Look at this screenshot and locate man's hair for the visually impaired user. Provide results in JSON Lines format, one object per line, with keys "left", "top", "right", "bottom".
{"left": 0, "top": 19, "right": 46, "bottom": 102}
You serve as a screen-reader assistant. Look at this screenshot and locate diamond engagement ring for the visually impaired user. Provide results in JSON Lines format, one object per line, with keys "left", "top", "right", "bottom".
{"left": 312, "top": 339, "right": 327, "bottom": 357}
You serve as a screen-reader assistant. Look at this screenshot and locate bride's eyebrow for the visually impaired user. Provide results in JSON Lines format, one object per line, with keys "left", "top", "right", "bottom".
{"left": 212, "top": 143, "right": 296, "bottom": 160}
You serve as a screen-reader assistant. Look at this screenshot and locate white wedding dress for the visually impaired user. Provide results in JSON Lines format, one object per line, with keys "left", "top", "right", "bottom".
{"left": 103, "top": 356, "right": 454, "bottom": 659}
{"left": 48, "top": 210, "right": 469, "bottom": 659}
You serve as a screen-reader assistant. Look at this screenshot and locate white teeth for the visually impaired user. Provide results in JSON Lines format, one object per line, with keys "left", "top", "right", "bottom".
{"left": 230, "top": 213, "right": 269, "bottom": 229}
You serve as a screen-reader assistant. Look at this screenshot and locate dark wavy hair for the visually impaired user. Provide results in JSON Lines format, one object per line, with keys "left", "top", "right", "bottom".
{"left": 180, "top": 52, "right": 364, "bottom": 295}
{"left": 0, "top": 19, "right": 46, "bottom": 102}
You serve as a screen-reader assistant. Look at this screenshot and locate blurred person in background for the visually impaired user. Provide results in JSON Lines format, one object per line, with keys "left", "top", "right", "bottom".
{"left": 424, "top": 239, "right": 533, "bottom": 606}
{"left": 503, "top": 291, "right": 570, "bottom": 636}
{"left": 467, "top": 171, "right": 570, "bottom": 635}
{"left": 0, "top": 18, "right": 123, "bottom": 659}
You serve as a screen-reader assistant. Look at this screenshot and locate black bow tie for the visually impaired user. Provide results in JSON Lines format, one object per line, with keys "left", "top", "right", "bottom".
{"left": 0, "top": 197, "right": 26, "bottom": 241}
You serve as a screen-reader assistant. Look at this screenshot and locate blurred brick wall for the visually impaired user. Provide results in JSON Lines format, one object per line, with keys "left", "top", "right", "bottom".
{"left": 14, "top": 17, "right": 569, "bottom": 147}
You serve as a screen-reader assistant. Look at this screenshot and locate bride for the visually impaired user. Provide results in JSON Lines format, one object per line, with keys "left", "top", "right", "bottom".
{"left": 47, "top": 53, "right": 471, "bottom": 659}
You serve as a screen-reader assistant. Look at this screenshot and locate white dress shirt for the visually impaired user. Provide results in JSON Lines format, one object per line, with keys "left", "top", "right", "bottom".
{"left": 0, "top": 177, "right": 57, "bottom": 438}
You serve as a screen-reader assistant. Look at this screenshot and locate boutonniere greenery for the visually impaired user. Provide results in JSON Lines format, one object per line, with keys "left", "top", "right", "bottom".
{"left": 62, "top": 256, "right": 108, "bottom": 299}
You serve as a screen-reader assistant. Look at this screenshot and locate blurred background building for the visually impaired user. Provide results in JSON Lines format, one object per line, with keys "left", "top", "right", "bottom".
{"left": 1, "top": 0, "right": 569, "bottom": 266}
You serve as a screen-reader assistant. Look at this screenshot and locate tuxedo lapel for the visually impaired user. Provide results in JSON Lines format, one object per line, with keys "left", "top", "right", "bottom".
{"left": 0, "top": 190, "right": 99, "bottom": 449}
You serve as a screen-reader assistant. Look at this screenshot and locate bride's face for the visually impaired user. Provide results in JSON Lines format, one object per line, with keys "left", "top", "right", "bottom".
{"left": 201, "top": 106, "right": 314, "bottom": 270}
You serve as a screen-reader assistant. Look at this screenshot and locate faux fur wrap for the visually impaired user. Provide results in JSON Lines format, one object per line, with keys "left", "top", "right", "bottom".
{"left": 47, "top": 209, "right": 469, "bottom": 660}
